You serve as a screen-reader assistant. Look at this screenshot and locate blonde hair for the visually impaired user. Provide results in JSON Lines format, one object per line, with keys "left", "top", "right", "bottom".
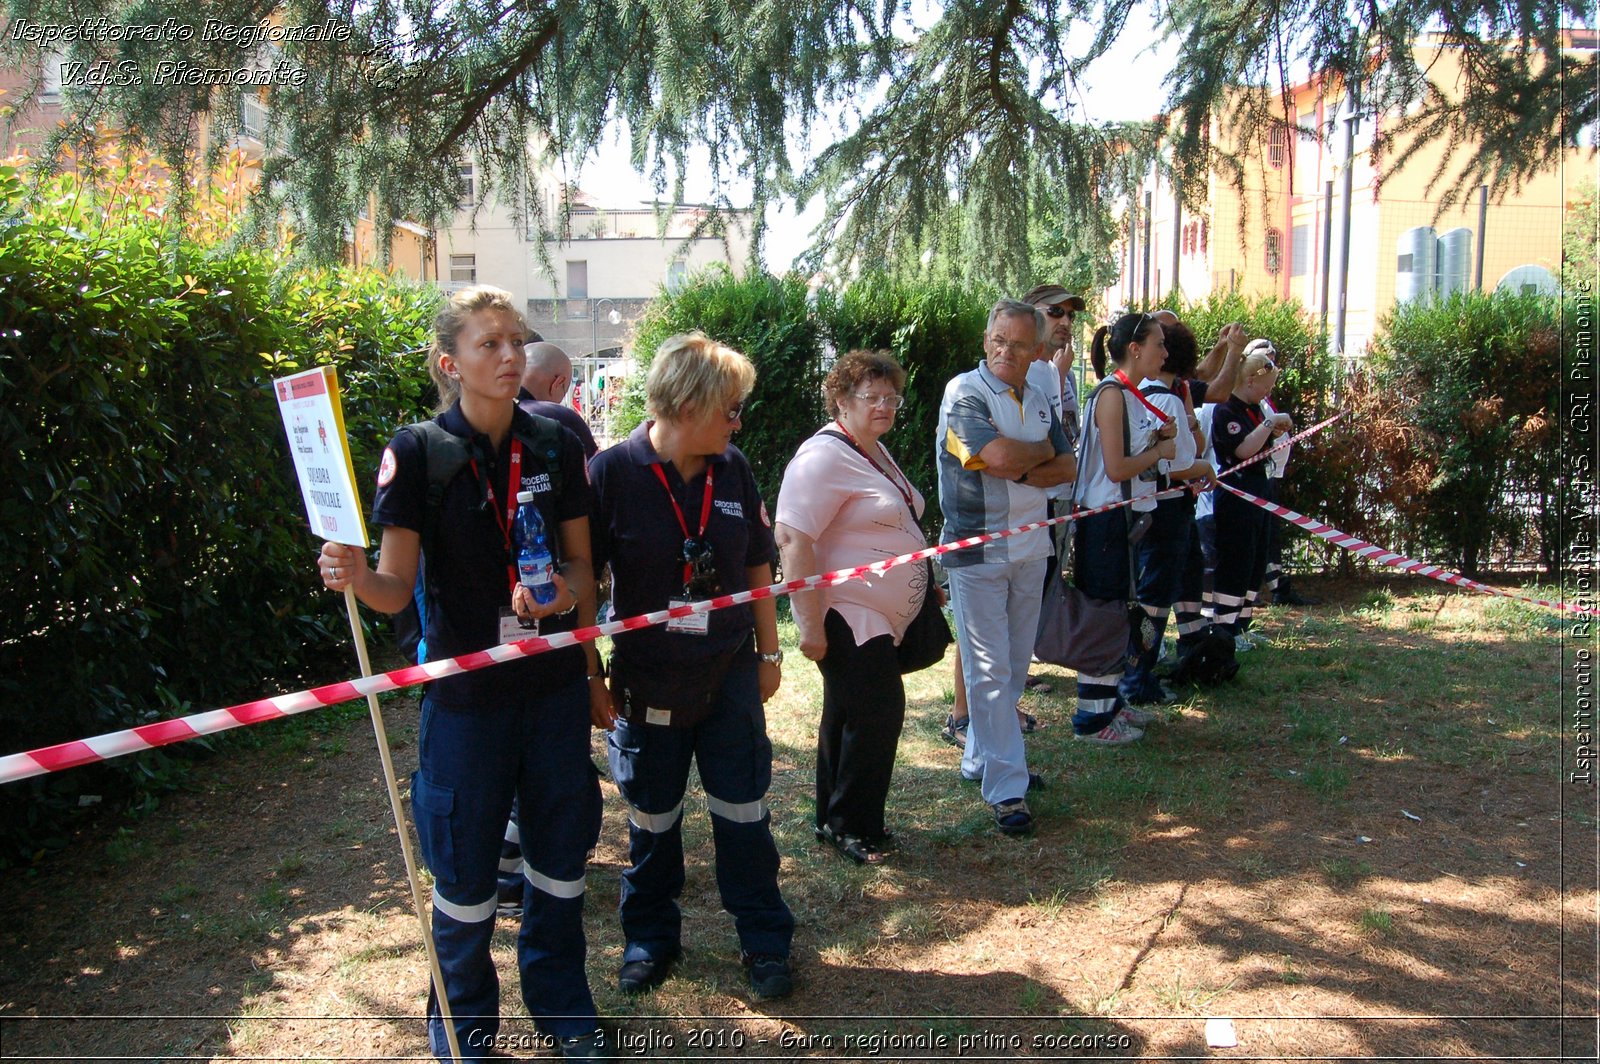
{"left": 645, "top": 331, "right": 757, "bottom": 422}
{"left": 1232, "top": 351, "right": 1280, "bottom": 392}
{"left": 428, "top": 285, "right": 527, "bottom": 412}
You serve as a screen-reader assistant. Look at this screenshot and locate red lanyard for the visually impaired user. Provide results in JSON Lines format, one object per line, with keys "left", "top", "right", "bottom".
{"left": 650, "top": 461, "right": 715, "bottom": 588}
{"left": 833, "top": 420, "right": 915, "bottom": 512}
{"left": 1114, "top": 369, "right": 1172, "bottom": 424}
{"left": 470, "top": 439, "right": 523, "bottom": 591}
{"left": 1241, "top": 402, "right": 1265, "bottom": 428}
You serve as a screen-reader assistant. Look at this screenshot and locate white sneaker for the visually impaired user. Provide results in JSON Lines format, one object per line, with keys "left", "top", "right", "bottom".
{"left": 1118, "top": 704, "right": 1160, "bottom": 727}
{"left": 1074, "top": 715, "right": 1144, "bottom": 745}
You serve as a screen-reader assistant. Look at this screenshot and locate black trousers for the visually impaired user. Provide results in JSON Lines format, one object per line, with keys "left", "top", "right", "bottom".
{"left": 1213, "top": 481, "right": 1272, "bottom": 635}
{"left": 815, "top": 608, "right": 907, "bottom": 839}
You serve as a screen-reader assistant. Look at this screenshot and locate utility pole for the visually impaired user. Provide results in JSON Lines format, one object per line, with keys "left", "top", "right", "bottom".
{"left": 1334, "top": 83, "right": 1359, "bottom": 360}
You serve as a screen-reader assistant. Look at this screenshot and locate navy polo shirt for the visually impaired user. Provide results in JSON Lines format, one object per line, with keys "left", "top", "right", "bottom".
{"left": 518, "top": 389, "right": 598, "bottom": 459}
{"left": 1211, "top": 394, "right": 1271, "bottom": 490}
{"left": 589, "top": 422, "right": 775, "bottom": 671}
{"left": 372, "top": 402, "right": 591, "bottom": 709}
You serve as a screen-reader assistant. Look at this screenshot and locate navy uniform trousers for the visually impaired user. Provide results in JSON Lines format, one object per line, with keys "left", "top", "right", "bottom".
{"left": 410, "top": 676, "right": 602, "bottom": 1060}
{"left": 606, "top": 661, "right": 794, "bottom": 965}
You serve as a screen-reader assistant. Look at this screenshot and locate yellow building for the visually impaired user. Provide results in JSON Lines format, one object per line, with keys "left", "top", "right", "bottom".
{"left": 1107, "top": 31, "right": 1597, "bottom": 357}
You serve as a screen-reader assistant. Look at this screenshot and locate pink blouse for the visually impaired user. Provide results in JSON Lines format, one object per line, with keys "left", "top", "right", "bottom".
{"left": 775, "top": 427, "right": 929, "bottom": 644}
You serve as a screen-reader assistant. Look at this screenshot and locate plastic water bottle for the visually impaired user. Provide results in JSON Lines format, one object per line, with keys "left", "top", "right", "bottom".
{"left": 514, "top": 490, "right": 557, "bottom": 605}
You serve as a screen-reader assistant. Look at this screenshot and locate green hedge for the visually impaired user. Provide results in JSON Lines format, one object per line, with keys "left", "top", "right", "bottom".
{"left": 0, "top": 166, "right": 437, "bottom": 865}
{"left": 1370, "top": 291, "right": 1563, "bottom": 575}
{"left": 619, "top": 270, "right": 996, "bottom": 535}
{"left": 623, "top": 270, "right": 826, "bottom": 511}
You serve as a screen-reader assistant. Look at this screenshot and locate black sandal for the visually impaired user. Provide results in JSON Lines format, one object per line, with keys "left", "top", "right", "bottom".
{"left": 817, "top": 824, "right": 887, "bottom": 865}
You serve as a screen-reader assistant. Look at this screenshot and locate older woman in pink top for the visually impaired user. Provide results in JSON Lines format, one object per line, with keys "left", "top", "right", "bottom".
{"left": 775, "top": 350, "right": 931, "bottom": 865}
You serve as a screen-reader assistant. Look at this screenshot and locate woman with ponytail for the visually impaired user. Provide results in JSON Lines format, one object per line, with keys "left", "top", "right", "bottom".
{"left": 1069, "top": 313, "right": 1178, "bottom": 745}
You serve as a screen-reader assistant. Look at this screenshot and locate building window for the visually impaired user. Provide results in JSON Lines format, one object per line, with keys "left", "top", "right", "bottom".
{"left": 1200, "top": 219, "right": 1209, "bottom": 254}
{"left": 1265, "top": 229, "right": 1283, "bottom": 275}
{"left": 449, "top": 254, "right": 476, "bottom": 285}
{"left": 457, "top": 164, "right": 475, "bottom": 207}
{"left": 666, "top": 258, "right": 688, "bottom": 292}
{"left": 1290, "top": 224, "right": 1310, "bottom": 276}
{"left": 41, "top": 51, "right": 64, "bottom": 98}
{"left": 566, "top": 260, "right": 588, "bottom": 301}
{"left": 239, "top": 90, "right": 268, "bottom": 139}
{"left": 1268, "top": 124, "right": 1287, "bottom": 168}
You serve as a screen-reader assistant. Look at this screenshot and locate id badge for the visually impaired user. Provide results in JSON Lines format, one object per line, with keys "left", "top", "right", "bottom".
{"left": 665, "top": 598, "right": 709, "bottom": 635}
{"left": 499, "top": 606, "right": 539, "bottom": 644}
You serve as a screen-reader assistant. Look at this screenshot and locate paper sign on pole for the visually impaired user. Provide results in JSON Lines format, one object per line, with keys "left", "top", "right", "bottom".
{"left": 273, "top": 366, "right": 370, "bottom": 548}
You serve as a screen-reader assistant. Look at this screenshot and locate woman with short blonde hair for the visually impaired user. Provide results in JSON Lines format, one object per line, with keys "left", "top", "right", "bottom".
{"left": 645, "top": 331, "right": 758, "bottom": 422}
{"left": 589, "top": 331, "right": 795, "bottom": 1001}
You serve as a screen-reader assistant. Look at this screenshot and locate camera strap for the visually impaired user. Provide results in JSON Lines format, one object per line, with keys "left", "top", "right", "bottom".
{"left": 650, "top": 461, "right": 715, "bottom": 588}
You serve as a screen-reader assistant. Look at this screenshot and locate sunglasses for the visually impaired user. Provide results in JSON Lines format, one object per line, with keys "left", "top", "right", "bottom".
{"left": 1043, "top": 305, "right": 1073, "bottom": 319}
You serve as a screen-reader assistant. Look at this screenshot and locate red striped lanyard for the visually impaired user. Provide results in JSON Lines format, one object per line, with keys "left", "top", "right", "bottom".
{"left": 1114, "top": 369, "right": 1172, "bottom": 423}
{"left": 651, "top": 461, "right": 715, "bottom": 587}
{"left": 469, "top": 439, "right": 523, "bottom": 592}
{"left": 833, "top": 420, "right": 915, "bottom": 512}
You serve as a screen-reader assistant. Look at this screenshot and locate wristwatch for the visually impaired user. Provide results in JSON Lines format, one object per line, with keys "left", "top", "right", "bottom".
{"left": 757, "top": 648, "right": 784, "bottom": 666}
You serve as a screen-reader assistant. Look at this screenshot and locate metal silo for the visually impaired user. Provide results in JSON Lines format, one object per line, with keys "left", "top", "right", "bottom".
{"left": 1395, "top": 226, "right": 1437, "bottom": 303}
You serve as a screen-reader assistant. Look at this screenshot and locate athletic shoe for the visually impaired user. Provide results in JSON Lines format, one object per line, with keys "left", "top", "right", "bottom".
{"left": 941, "top": 713, "right": 969, "bottom": 747}
{"left": 1246, "top": 629, "right": 1270, "bottom": 646}
{"left": 1234, "top": 635, "right": 1255, "bottom": 653}
{"left": 1118, "top": 704, "right": 1161, "bottom": 727}
{"left": 742, "top": 952, "right": 794, "bottom": 999}
{"left": 1074, "top": 716, "right": 1145, "bottom": 746}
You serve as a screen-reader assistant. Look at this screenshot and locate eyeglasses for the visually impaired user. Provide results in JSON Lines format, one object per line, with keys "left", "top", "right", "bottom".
{"left": 724, "top": 400, "right": 746, "bottom": 423}
{"left": 852, "top": 392, "right": 905, "bottom": 409}
{"left": 1044, "top": 305, "right": 1071, "bottom": 319}
{"left": 988, "top": 339, "right": 1036, "bottom": 354}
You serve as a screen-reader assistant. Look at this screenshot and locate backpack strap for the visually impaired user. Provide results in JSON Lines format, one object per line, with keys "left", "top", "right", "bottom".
{"left": 402, "top": 411, "right": 569, "bottom": 604}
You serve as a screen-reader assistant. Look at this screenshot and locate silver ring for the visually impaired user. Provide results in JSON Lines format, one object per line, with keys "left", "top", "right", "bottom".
{"left": 332, "top": 567, "right": 340, "bottom": 579}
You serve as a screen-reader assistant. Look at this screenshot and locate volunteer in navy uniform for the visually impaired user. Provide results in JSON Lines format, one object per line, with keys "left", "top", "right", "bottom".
{"left": 1209, "top": 348, "right": 1291, "bottom": 639}
{"left": 588, "top": 331, "right": 795, "bottom": 1001}
{"left": 318, "top": 285, "right": 611, "bottom": 1062}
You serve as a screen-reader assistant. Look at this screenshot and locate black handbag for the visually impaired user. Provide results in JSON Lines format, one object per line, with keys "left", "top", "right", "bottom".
{"left": 896, "top": 561, "right": 952, "bottom": 674}
{"left": 1035, "top": 379, "right": 1156, "bottom": 675}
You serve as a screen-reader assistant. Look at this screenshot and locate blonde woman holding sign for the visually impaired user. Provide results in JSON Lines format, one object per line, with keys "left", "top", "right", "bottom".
{"left": 318, "top": 285, "right": 610, "bottom": 1061}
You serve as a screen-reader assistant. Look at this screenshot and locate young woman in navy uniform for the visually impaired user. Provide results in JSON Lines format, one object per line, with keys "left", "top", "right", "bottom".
{"left": 318, "top": 286, "right": 611, "bottom": 1061}
{"left": 1209, "top": 349, "right": 1292, "bottom": 639}
{"left": 588, "top": 332, "right": 795, "bottom": 1001}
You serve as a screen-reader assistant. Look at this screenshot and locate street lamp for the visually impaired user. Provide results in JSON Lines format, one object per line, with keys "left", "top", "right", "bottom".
{"left": 588, "top": 297, "right": 622, "bottom": 436}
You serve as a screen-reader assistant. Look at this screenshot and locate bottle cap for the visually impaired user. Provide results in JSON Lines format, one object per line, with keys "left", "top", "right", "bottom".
{"left": 517, "top": 490, "right": 534, "bottom": 503}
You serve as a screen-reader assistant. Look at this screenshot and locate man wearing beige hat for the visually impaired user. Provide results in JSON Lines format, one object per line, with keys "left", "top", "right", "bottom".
{"left": 1020, "top": 284, "right": 1087, "bottom": 449}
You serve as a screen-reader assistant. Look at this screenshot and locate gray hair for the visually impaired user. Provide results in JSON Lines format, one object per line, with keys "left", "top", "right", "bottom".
{"left": 987, "top": 299, "right": 1046, "bottom": 342}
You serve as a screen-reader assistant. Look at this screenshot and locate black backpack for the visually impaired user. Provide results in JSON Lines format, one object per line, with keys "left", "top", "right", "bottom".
{"left": 391, "top": 412, "right": 567, "bottom": 663}
{"left": 1168, "top": 625, "right": 1239, "bottom": 686}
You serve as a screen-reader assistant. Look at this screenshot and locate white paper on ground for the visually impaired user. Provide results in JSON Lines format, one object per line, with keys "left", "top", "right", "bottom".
{"left": 1205, "top": 1017, "right": 1238, "bottom": 1048}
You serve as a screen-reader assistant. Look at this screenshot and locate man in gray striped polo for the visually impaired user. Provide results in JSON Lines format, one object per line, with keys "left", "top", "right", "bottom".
{"left": 936, "top": 299, "right": 1077, "bottom": 836}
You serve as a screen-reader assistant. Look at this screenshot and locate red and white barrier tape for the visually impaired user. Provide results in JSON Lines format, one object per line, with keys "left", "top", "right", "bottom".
{"left": 1222, "top": 482, "right": 1597, "bottom": 617}
{"left": 0, "top": 500, "right": 1097, "bottom": 786}
{"left": 0, "top": 409, "right": 1347, "bottom": 786}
